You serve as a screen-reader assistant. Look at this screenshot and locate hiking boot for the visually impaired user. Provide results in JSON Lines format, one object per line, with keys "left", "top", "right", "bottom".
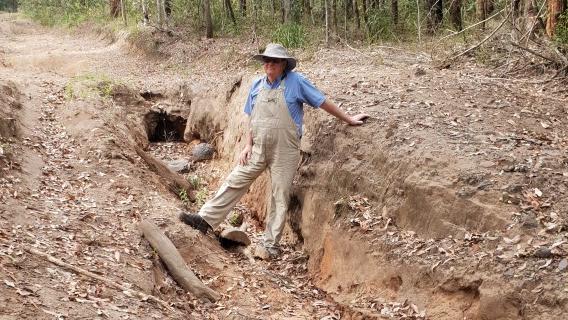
{"left": 179, "top": 212, "right": 212, "bottom": 234}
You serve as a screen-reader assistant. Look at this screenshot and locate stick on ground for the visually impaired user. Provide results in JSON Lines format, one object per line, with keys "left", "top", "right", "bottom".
{"left": 134, "top": 146, "right": 195, "bottom": 201}
{"left": 25, "top": 247, "right": 173, "bottom": 311}
{"left": 139, "top": 220, "right": 221, "bottom": 302}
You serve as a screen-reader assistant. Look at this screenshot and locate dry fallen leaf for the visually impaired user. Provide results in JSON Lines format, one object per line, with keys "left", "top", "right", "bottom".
{"left": 504, "top": 235, "right": 521, "bottom": 245}
{"left": 4, "top": 280, "right": 15, "bottom": 288}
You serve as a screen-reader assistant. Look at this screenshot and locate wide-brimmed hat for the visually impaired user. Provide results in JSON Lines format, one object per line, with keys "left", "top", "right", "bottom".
{"left": 253, "top": 43, "right": 297, "bottom": 71}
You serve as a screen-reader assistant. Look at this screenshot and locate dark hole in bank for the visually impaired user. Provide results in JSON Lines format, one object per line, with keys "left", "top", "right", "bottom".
{"left": 144, "top": 110, "right": 187, "bottom": 142}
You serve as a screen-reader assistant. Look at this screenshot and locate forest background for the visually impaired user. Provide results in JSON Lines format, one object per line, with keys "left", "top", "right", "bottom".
{"left": 0, "top": 0, "right": 567, "bottom": 75}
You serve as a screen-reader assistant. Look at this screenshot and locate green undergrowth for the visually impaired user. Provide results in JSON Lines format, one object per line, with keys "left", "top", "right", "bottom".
{"left": 64, "top": 73, "right": 118, "bottom": 100}
{"left": 556, "top": 12, "right": 568, "bottom": 44}
{"left": 179, "top": 174, "right": 209, "bottom": 208}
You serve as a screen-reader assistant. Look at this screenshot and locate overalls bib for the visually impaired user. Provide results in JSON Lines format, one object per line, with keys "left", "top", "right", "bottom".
{"left": 199, "top": 78, "right": 301, "bottom": 248}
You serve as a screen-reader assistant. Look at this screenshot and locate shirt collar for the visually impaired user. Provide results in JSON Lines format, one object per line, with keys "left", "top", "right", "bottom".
{"left": 263, "top": 73, "right": 287, "bottom": 89}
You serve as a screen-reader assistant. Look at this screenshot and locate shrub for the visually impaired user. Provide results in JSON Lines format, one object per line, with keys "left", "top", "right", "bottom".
{"left": 272, "top": 23, "right": 306, "bottom": 48}
{"left": 555, "top": 12, "right": 568, "bottom": 44}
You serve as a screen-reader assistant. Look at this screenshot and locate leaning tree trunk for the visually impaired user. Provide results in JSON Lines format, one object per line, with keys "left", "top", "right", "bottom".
{"left": 449, "top": 0, "right": 462, "bottom": 30}
{"left": 546, "top": 0, "right": 567, "bottom": 36}
{"left": 110, "top": 0, "right": 121, "bottom": 17}
{"left": 204, "top": 0, "right": 214, "bottom": 38}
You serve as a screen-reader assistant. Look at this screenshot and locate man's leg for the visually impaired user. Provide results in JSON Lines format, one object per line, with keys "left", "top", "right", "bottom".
{"left": 181, "top": 149, "right": 266, "bottom": 232}
{"left": 262, "top": 148, "right": 300, "bottom": 251}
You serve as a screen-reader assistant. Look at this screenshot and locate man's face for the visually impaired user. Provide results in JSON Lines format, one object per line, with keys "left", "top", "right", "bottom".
{"left": 263, "top": 57, "right": 287, "bottom": 80}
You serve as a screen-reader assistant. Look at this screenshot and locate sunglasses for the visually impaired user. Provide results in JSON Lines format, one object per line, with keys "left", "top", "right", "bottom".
{"left": 262, "top": 57, "right": 285, "bottom": 64}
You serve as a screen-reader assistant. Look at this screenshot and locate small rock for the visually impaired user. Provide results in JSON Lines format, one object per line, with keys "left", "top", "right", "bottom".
{"left": 557, "top": 259, "right": 568, "bottom": 272}
{"left": 534, "top": 247, "right": 553, "bottom": 259}
{"left": 501, "top": 192, "right": 520, "bottom": 205}
{"left": 167, "top": 159, "right": 190, "bottom": 173}
{"left": 191, "top": 143, "right": 215, "bottom": 162}
{"left": 504, "top": 184, "right": 523, "bottom": 193}
{"left": 521, "top": 212, "right": 538, "bottom": 229}
{"left": 414, "top": 66, "right": 426, "bottom": 76}
{"left": 457, "top": 186, "right": 476, "bottom": 197}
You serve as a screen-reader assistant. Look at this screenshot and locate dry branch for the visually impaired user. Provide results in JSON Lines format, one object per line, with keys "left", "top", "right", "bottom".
{"left": 510, "top": 41, "right": 558, "bottom": 63}
{"left": 25, "top": 247, "right": 173, "bottom": 311}
{"left": 447, "top": 10, "right": 512, "bottom": 62}
{"left": 438, "top": 8, "right": 505, "bottom": 42}
{"left": 134, "top": 146, "right": 195, "bottom": 200}
{"left": 139, "top": 220, "right": 221, "bottom": 302}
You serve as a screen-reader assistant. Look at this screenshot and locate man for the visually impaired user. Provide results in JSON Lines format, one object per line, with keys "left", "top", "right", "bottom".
{"left": 180, "top": 43, "right": 368, "bottom": 259}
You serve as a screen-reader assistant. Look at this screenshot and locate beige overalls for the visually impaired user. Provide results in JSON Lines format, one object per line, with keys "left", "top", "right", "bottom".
{"left": 199, "top": 79, "right": 300, "bottom": 249}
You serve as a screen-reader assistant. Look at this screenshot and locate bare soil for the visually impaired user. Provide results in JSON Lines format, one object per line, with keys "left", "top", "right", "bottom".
{"left": 1, "top": 12, "right": 568, "bottom": 320}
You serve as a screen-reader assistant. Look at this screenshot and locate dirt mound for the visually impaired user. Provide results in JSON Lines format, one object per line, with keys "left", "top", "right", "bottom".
{"left": 179, "top": 45, "right": 568, "bottom": 318}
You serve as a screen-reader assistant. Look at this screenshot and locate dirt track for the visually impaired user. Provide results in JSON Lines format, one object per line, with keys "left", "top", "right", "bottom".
{"left": 1, "top": 12, "right": 568, "bottom": 320}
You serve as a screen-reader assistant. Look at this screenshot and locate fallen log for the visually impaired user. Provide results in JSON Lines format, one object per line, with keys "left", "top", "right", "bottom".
{"left": 25, "top": 247, "right": 173, "bottom": 311}
{"left": 134, "top": 146, "right": 195, "bottom": 201}
{"left": 139, "top": 220, "right": 220, "bottom": 302}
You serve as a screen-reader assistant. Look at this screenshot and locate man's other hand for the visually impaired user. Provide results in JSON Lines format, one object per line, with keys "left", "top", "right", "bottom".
{"left": 348, "top": 114, "right": 369, "bottom": 126}
{"left": 239, "top": 145, "right": 252, "bottom": 165}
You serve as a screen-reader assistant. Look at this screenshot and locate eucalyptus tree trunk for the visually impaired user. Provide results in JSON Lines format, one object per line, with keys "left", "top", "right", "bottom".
{"left": 361, "top": 0, "right": 368, "bottom": 27}
{"left": 391, "top": 0, "right": 398, "bottom": 25}
{"left": 164, "top": 0, "right": 172, "bottom": 17}
{"left": 426, "top": 0, "right": 443, "bottom": 33}
{"left": 332, "top": 0, "right": 338, "bottom": 34}
{"left": 141, "top": 0, "right": 149, "bottom": 25}
{"left": 120, "top": 0, "right": 127, "bottom": 26}
{"left": 271, "top": 0, "right": 276, "bottom": 16}
{"left": 546, "top": 0, "right": 566, "bottom": 36}
{"left": 156, "top": 0, "right": 163, "bottom": 25}
{"left": 353, "top": 0, "right": 361, "bottom": 29}
{"left": 225, "top": 0, "right": 237, "bottom": 24}
{"left": 449, "top": 0, "right": 462, "bottom": 30}
{"left": 344, "top": 0, "right": 348, "bottom": 38}
{"left": 303, "top": 0, "right": 312, "bottom": 23}
{"left": 476, "top": 0, "right": 494, "bottom": 29}
{"left": 110, "top": 0, "right": 121, "bottom": 17}
{"left": 511, "top": 0, "right": 540, "bottom": 38}
{"left": 325, "top": 0, "right": 330, "bottom": 44}
{"left": 204, "top": 0, "right": 214, "bottom": 37}
{"left": 240, "top": 0, "right": 247, "bottom": 16}
{"left": 282, "top": 0, "right": 291, "bottom": 22}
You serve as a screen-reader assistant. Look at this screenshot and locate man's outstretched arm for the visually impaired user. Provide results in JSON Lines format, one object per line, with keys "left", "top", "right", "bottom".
{"left": 319, "top": 99, "right": 369, "bottom": 125}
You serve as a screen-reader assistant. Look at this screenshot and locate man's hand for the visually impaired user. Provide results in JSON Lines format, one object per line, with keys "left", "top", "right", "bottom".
{"left": 348, "top": 114, "right": 369, "bottom": 126}
{"left": 239, "top": 145, "right": 252, "bottom": 165}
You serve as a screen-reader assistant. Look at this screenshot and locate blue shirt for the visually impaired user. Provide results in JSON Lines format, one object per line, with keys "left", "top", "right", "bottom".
{"left": 243, "top": 71, "right": 326, "bottom": 136}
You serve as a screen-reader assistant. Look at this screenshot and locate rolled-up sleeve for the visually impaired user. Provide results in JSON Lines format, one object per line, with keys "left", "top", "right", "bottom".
{"left": 243, "top": 78, "right": 263, "bottom": 115}
{"left": 297, "top": 74, "right": 326, "bottom": 108}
